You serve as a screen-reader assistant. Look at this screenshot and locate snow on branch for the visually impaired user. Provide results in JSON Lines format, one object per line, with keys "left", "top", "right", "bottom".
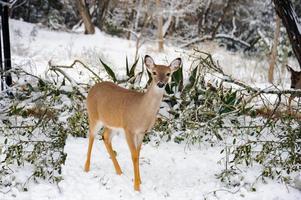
{"left": 180, "top": 34, "right": 251, "bottom": 49}
{"left": 0, "top": 0, "right": 17, "bottom": 7}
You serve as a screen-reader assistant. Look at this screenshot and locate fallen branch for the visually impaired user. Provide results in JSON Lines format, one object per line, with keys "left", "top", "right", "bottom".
{"left": 48, "top": 60, "right": 102, "bottom": 82}
{"left": 196, "top": 49, "right": 301, "bottom": 96}
{"left": 180, "top": 34, "right": 250, "bottom": 48}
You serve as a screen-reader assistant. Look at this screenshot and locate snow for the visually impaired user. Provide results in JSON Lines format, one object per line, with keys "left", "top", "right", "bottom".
{"left": 2, "top": 137, "right": 300, "bottom": 200}
{"left": 2, "top": 19, "right": 301, "bottom": 199}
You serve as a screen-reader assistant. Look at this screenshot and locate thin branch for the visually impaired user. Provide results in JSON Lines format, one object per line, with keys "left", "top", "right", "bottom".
{"left": 48, "top": 60, "right": 102, "bottom": 82}
{"left": 180, "top": 34, "right": 250, "bottom": 48}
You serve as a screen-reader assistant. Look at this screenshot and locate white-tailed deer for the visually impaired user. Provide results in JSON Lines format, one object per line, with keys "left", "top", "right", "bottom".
{"left": 287, "top": 66, "right": 301, "bottom": 111}
{"left": 84, "top": 55, "right": 182, "bottom": 191}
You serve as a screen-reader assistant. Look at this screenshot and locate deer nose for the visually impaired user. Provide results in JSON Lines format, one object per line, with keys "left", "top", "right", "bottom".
{"left": 157, "top": 82, "right": 165, "bottom": 88}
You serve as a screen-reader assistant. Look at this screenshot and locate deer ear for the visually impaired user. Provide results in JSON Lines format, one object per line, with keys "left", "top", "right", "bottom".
{"left": 169, "top": 58, "right": 182, "bottom": 72}
{"left": 144, "top": 55, "right": 155, "bottom": 71}
{"left": 287, "top": 65, "right": 294, "bottom": 73}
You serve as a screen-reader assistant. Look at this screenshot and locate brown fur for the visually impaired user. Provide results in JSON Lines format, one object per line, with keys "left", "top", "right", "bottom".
{"left": 287, "top": 66, "right": 301, "bottom": 111}
{"left": 84, "top": 55, "right": 181, "bottom": 191}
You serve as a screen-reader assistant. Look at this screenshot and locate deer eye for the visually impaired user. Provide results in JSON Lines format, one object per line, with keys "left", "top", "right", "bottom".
{"left": 152, "top": 72, "right": 157, "bottom": 75}
{"left": 166, "top": 73, "right": 171, "bottom": 76}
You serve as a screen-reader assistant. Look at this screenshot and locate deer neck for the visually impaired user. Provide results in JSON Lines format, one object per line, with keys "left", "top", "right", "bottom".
{"left": 141, "top": 81, "right": 164, "bottom": 113}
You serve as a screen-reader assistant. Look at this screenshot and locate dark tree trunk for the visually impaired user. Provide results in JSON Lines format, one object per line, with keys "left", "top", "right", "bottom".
{"left": 97, "top": 0, "right": 110, "bottom": 30}
{"left": 1, "top": 0, "right": 12, "bottom": 88}
{"left": 273, "top": 0, "right": 301, "bottom": 69}
{"left": 0, "top": 4, "right": 3, "bottom": 91}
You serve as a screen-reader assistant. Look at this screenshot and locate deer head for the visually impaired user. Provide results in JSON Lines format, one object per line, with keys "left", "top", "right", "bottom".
{"left": 287, "top": 66, "right": 301, "bottom": 89}
{"left": 144, "top": 55, "right": 181, "bottom": 89}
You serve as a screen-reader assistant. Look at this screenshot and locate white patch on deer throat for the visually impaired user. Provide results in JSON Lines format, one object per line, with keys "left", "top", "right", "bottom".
{"left": 154, "top": 85, "right": 165, "bottom": 93}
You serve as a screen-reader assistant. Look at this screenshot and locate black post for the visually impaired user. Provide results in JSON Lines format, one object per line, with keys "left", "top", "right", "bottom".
{"left": 0, "top": 3, "right": 3, "bottom": 90}
{"left": 1, "top": 0, "right": 12, "bottom": 87}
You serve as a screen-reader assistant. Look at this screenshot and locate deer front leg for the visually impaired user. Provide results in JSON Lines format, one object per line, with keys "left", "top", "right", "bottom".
{"left": 125, "top": 132, "right": 141, "bottom": 191}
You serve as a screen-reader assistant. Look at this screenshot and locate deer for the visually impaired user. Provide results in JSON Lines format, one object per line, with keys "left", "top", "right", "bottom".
{"left": 84, "top": 55, "right": 182, "bottom": 191}
{"left": 287, "top": 66, "right": 301, "bottom": 112}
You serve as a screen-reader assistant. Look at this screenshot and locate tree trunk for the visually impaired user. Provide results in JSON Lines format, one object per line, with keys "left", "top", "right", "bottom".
{"left": 211, "top": 0, "right": 236, "bottom": 39}
{"left": 134, "top": 0, "right": 142, "bottom": 32}
{"left": 97, "top": 0, "right": 109, "bottom": 30}
{"left": 198, "top": 0, "right": 212, "bottom": 34}
{"left": 1, "top": 0, "right": 12, "bottom": 88}
{"left": 268, "top": 15, "right": 281, "bottom": 83}
{"left": 76, "top": 0, "right": 95, "bottom": 34}
{"left": 156, "top": 0, "right": 164, "bottom": 52}
{"left": 273, "top": 0, "right": 301, "bottom": 69}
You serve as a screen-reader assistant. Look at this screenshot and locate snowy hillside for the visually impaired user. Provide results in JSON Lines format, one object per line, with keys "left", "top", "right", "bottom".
{"left": 11, "top": 19, "right": 296, "bottom": 88}
{"left": 1, "top": 19, "right": 300, "bottom": 200}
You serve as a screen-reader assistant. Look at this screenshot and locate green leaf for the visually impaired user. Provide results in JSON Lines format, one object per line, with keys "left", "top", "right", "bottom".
{"left": 129, "top": 58, "right": 139, "bottom": 78}
{"left": 171, "top": 67, "right": 183, "bottom": 91}
{"left": 172, "top": 67, "right": 182, "bottom": 84}
{"left": 38, "top": 79, "right": 46, "bottom": 90}
{"left": 174, "top": 136, "right": 184, "bottom": 144}
{"left": 214, "top": 132, "right": 223, "bottom": 140}
{"left": 99, "top": 58, "right": 117, "bottom": 83}
{"left": 126, "top": 56, "right": 130, "bottom": 76}
{"left": 225, "top": 90, "right": 237, "bottom": 105}
{"left": 189, "top": 66, "right": 199, "bottom": 87}
{"left": 165, "top": 84, "right": 173, "bottom": 95}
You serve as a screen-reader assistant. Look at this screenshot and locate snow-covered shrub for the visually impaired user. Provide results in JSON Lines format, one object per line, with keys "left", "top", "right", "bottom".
{"left": 68, "top": 111, "right": 88, "bottom": 138}
{"left": 0, "top": 66, "right": 88, "bottom": 191}
{"left": 151, "top": 50, "right": 301, "bottom": 187}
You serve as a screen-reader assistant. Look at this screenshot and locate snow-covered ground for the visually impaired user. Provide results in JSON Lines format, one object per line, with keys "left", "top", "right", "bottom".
{"left": 2, "top": 136, "right": 300, "bottom": 200}
{"left": 1, "top": 19, "right": 300, "bottom": 199}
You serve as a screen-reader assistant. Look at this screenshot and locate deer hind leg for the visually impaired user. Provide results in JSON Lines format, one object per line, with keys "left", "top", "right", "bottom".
{"left": 103, "top": 127, "right": 122, "bottom": 175}
{"left": 125, "top": 132, "right": 142, "bottom": 191}
{"left": 84, "top": 120, "right": 98, "bottom": 172}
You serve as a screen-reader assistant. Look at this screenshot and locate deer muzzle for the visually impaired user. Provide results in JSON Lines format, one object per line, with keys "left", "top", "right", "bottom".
{"left": 157, "top": 82, "right": 165, "bottom": 88}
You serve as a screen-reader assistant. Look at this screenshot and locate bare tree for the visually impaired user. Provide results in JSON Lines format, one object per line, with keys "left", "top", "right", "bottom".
{"left": 76, "top": 0, "right": 95, "bottom": 34}
{"left": 156, "top": 0, "right": 164, "bottom": 51}
{"left": 268, "top": 15, "right": 281, "bottom": 83}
